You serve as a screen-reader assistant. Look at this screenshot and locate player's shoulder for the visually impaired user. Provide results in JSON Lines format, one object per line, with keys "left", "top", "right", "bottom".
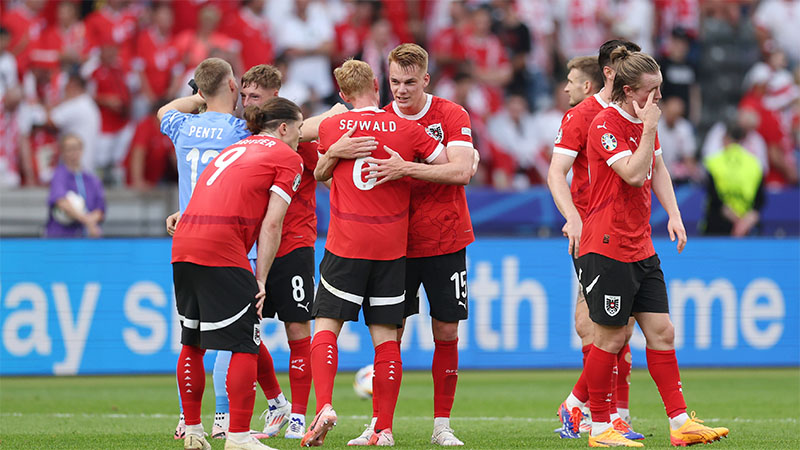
{"left": 431, "top": 95, "right": 468, "bottom": 116}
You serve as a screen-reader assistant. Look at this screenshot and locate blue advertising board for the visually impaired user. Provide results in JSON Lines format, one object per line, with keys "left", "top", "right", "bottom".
{"left": 1, "top": 238, "right": 797, "bottom": 375}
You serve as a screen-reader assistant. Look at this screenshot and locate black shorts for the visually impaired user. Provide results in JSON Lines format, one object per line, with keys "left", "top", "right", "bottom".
{"left": 313, "top": 250, "right": 406, "bottom": 326}
{"left": 572, "top": 255, "right": 585, "bottom": 301}
{"left": 578, "top": 253, "right": 669, "bottom": 326}
{"left": 259, "top": 247, "right": 314, "bottom": 322}
{"left": 173, "top": 262, "right": 261, "bottom": 354}
{"left": 404, "top": 248, "right": 468, "bottom": 322}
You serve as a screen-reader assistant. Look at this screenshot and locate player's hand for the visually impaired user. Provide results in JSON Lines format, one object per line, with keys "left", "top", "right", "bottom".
{"left": 667, "top": 216, "right": 687, "bottom": 253}
{"left": 471, "top": 149, "right": 480, "bottom": 176}
{"left": 254, "top": 280, "right": 266, "bottom": 319}
{"left": 633, "top": 90, "right": 661, "bottom": 129}
{"left": 166, "top": 211, "right": 181, "bottom": 236}
{"left": 328, "top": 127, "right": 377, "bottom": 159}
{"left": 327, "top": 102, "right": 349, "bottom": 116}
{"left": 364, "top": 146, "right": 407, "bottom": 186}
{"left": 562, "top": 217, "right": 582, "bottom": 257}
{"left": 86, "top": 222, "right": 102, "bottom": 238}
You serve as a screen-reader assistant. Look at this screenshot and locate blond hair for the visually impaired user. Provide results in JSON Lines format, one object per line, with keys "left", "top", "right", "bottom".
{"left": 388, "top": 43, "right": 428, "bottom": 72}
{"left": 193, "top": 57, "right": 233, "bottom": 97}
{"left": 567, "top": 56, "right": 603, "bottom": 91}
{"left": 333, "top": 59, "right": 375, "bottom": 98}
{"left": 242, "top": 64, "right": 282, "bottom": 91}
{"left": 609, "top": 47, "right": 660, "bottom": 103}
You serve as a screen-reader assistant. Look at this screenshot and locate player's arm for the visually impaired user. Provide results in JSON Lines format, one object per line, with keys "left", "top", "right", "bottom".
{"left": 300, "top": 103, "right": 348, "bottom": 141}
{"left": 156, "top": 93, "right": 205, "bottom": 121}
{"left": 314, "top": 127, "right": 376, "bottom": 181}
{"left": 366, "top": 143, "right": 473, "bottom": 186}
{"left": 166, "top": 210, "right": 180, "bottom": 236}
{"left": 651, "top": 154, "right": 686, "bottom": 253}
{"left": 610, "top": 91, "right": 660, "bottom": 187}
{"left": 253, "top": 191, "right": 291, "bottom": 317}
{"left": 547, "top": 152, "right": 582, "bottom": 256}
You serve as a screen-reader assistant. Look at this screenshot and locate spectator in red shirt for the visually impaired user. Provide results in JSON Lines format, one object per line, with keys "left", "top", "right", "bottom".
{"left": 220, "top": 0, "right": 274, "bottom": 72}
{"left": 332, "top": 0, "right": 376, "bottom": 67}
{"left": 91, "top": 44, "right": 133, "bottom": 184}
{"left": 30, "top": 1, "right": 87, "bottom": 72}
{"left": 124, "top": 105, "right": 176, "bottom": 191}
{"left": 134, "top": 2, "right": 179, "bottom": 113}
{"left": 173, "top": 4, "right": 242, "bottom": 76}
{"left": 430, "top": 1, "right": 470, "bottom": 80}
{"left": 464, "top": 5, "right": 512, "bottom": 112}
{"left": 84, "top": 0, "right": 137, "bottom": 66}
{"left": 0, "top": 0, "right": 47, "bottom": 77}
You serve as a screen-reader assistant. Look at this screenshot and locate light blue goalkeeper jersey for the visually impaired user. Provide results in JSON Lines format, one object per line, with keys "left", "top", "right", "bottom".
{"left": 160, "top": 110, "right": 251, "bottom": 213}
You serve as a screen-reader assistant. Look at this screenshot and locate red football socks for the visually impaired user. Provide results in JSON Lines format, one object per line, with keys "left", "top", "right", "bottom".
{"left": 288, "top": 337, "right": 312, "bottom": 415}
{"left": 227, "top": 352, "right": 258, "bottom": 433}
{"left": 585, "top": 345, "right": 616, "bottom": 424}
{"left": 177, "top": 345, "right": 206, "bottom": 426}
{"left": 256, "top": 342, "right": 282, "bottom": 399}
{"left": 581, "top": 343, "right": 592, "bottom": 367}
{"left": 310, "top": 330, "right": 338, "bottom": 412}
{"left": 373, "top": 341, "right": 402, "bottom": 432}
{"left": 432, "top": 338, "right": 459, "bottom": 418}
{"left": 570, "top": 344, "right": 593, "bottom": 402}
{"left": 646, "top": 348, "right": 687, "bottom": 418}
{"left": 616, "top": 344, "right": 632, "bottom": 409}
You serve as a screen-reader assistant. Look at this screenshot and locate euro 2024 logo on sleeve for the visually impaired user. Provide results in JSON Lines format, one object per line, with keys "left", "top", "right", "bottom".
{"left": 292, "top": 173, "right": 301, "bottom": 192}
{"left": 601, "top": 133, "right": 618, "bottom": 151}
{"left": 554, "top": 128, "right": 563, "bottom": 144}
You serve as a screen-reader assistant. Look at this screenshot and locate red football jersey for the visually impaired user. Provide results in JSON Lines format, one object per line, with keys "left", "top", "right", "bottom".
{"left": 385, "top": 94, "right": 475, "bottom": 258}
{"left": 580, "top": 104, "right": 663, "bottom": 263}
{"left": 172, "top": 135, "right": 303, "bottom": 271}
{"left": 318, "top": 106, "right": 444, "bottom": 260}
{"left": 552, "top": 93, "right": 609, "bottom": 219}
{"left": 277, "top": 141, "right": 318, "bottom": 257}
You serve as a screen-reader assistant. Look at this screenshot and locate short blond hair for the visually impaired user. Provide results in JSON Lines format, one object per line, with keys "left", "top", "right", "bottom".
{"left": 194, "top": 57, "right": 233, "bottom": 97}
{"left": 242, "top": 64, "right": 282, "bottom": 91}
{"left": 333, "top": 59, "right": 375, "bottom": 98}
{"left": 388, "top": 43, "right": 428, "bottom": 72}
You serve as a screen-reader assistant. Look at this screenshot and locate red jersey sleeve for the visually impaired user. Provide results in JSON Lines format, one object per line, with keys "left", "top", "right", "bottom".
{"left": 443, "top": 105, "right": 474, "bottom": 149}
{"left": 654, "top": 134, "right": 662, "bottom": 157}
{"left": 270, "top": 150, "right": 303, "bottom": 205}
{"left": 297, "top": 141, "right": 319, "bottom": 171}
{"left": 553, "top": 108, "right": 584, "bottom": 157}
{"left": 589, "top": 118, "right": 631, "bottom": 168}
{"left": 317, "top": 119, "right": 332, "bottom": 155}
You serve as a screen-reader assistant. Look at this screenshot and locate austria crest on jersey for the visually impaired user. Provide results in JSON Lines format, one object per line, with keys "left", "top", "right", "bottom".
{"left": 605, "top": 295, "right": 621, "bottom": 316}
{"left": 426, "top": 123, "right": 444, "bottom": 142}
{"left": 601, "top": 133, "right": 617, "bottom": 151}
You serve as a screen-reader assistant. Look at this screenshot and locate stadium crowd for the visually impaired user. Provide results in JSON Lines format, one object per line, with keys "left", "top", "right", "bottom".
{"left": 0, "top": 0, "right": 798, "bottom": 193}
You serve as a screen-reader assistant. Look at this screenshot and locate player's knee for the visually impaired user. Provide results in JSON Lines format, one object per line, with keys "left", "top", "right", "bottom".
{"left": 431, "top": 319, "right": 459, "bottom": 341}
{"left": 285, "top": 321, "right": 311, "bottom": 341}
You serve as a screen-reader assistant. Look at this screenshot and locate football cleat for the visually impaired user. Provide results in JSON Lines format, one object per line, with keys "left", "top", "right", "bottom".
{"left": 367, "top": 428, "right": 395, "bottom": 446}
{"left": 669, "top": 412, "right": 725, "bottom": 446}
{"left": 212, "top": 412, "right": 229, "bottom": 439}
{"left": 184, "top": 433, "right": 212, "bottom": 450}
{"left": 301, "top": 404, "right": 337, "bottom": 447}
{"left": 588, "top": 428, "right": 644, "bottom": 447}
{"left": 347, "top": 418, "right": 376, "bottom": 446}
{"left": 285, "top": 415, "right": 306, "bottom": 439}
{"left": 261, "top": 401, "right": 292, "bottom": 437}
{"left": 557, "top": 401, "right": 583, "bottom": 439}
{"left": 175, "top": 414, "right": 187, "bottom": 440}
{"left": 613, "top": 417, "right": 644, "bottom": 440}
{"left": 431, "top": 424, "right": 464, "bottom": 446}
{"left": 223, "top": 435, "right": 278, "bottom": 450}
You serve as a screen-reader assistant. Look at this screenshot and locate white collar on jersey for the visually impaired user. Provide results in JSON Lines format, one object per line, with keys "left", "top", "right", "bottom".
{"left": 350, "top": 106, "right": 384, "bottom": 113}
{"left": 594, "top": 91, "right": 609, "bottom": 108}
{"left": 610, "top": 102, "right": 642, "bottom": 124}
{"left": 392, "top": 93, "right": 433, "bottom": 120}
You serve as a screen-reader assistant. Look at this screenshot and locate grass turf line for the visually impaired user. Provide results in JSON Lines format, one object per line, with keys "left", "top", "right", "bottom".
{"left": 0, "top": 368, "right": 797, "bottom": 449}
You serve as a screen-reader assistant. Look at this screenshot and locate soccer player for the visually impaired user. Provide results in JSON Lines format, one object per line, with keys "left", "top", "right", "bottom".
{"left": 159, "top": 58, "right": 287, "bottom": 441}
{"left": 300, "top": 59, "right": 451, "bottom": 448}
{"left": 578, "top": 47, "right": 729, "bottom": 447}
{"left": 171, "top": 97, "right": 304, "bottom": 450}
{"left": 548, "top": 41, "right": 645, "bottom": 441}
{"left": 349, "top": 43, "right": 477, "bottom": 447}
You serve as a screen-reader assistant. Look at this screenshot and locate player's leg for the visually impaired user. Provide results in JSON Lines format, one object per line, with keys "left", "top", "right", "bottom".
{"left": 173, "top": 262, "right": 211, "bottom": 449}
{"left": 212, "top": 350, "right": 232, "bottom": 439}
{"left": 302, "top": 250, "right": 368, "bottom": 446}
{"left": 361, "top": 257, "right": 406, "bottom": 446}
{"left": 419, "top": 249, "right": 468, "bottom": 446}
{"left": 269, "top": 247, "right": 315, "bottom": 439}
{"left": 174, "top": 381, "right": 186, "bottom": 440}
{"left": 632, "top": 256, "right": 727, "bottom": 445}
{"left": 580, "top": 254, "right": 642, "bottom": 447}
{"left": 557, "top": 288, "right": 592, "bottom": 439}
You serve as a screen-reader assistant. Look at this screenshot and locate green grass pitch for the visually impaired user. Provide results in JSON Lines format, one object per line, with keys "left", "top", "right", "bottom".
{"left": 1, "top": 368, "right": 797, "bottom": 449}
